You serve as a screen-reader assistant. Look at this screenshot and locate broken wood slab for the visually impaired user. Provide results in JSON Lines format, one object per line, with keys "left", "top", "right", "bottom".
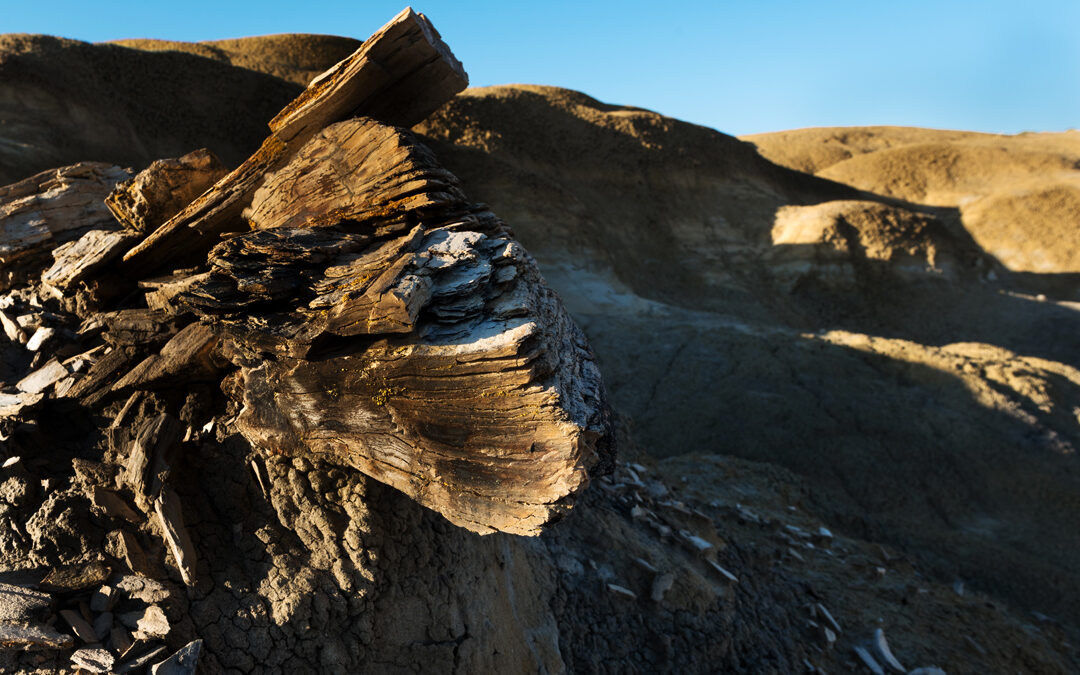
{"left": 111, "top": 322, "right": 219, "bottom": 393}
{"left": 121, "top": 7, "right": 468, "bottom": 276}
{"left": 106, "top": 148, "right": 228, "bottom": 234}
{"left": 0, "top": 162, "right": 129, "bottom": 290}
{"left": 125, "top": 413, "right": 184, "bottom": 512}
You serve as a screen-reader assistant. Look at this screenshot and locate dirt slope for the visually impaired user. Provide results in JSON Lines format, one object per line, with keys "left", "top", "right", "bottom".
{"left": 0, "top": 34, "right": 306, "bottom": 184}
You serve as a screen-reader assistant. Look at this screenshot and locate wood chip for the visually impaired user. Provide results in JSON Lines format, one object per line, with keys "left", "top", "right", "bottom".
{"left": 155, "top": 487, "right": 198, "bottom": 586}
{"left": 91, "top": 486, "right": 142, "bottom": 524}
{"left": 853, "top": 645, "right": 886, "bottom": 675}
{"left": 816, "top": 603, "right": 842, "bottom": 634}
{"left": 708, "top": 560, "right": 739, "bottom": 583}
{"left": 116, "top": 645, "right": 169, "bottom": 674}
{"left": 24, "top": 326, "right": 55, "bottom": 351}
{"left": 872, "top": 628, "right": 906, "bottom": 673}
{"left": 39, "top": 560, "right": 111, "bottom": 593}
{"left": 16, "top": 358, "right": 68, "bottom": 394}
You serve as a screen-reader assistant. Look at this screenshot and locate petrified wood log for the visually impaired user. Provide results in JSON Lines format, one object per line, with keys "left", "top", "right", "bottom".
{"left": 153, "top": 115, "right": 613, "bottom": 535}
{"left": 121, "top": 7, "right": 468, "bottom": 276}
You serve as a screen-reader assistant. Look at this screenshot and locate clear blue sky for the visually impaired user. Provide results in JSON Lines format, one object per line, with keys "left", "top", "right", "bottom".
{"left": 3, "top": 0, "right": 1077, "bottom": 136}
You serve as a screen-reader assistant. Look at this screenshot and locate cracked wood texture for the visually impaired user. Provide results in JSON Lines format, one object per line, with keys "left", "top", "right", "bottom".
{"left": 157, "top": 116, "right": 613, "bottom": 535}
{"left": 121, "top": 7, "right": 468, "bottom": 276}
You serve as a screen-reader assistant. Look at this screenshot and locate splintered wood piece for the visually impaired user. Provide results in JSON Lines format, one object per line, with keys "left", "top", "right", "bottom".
{"left": 106, "top": 149, "right": 228, "bottom": 233}
{"left": 270, "top": 8, "right": 466, "bottom": 137}
{"left": 154, "top": 488, "right": 197, "bottom": 586}
{"left": 121, "top": 8, "right": 468, "bottom": 275}
{"left": 125, "top": 413, "right": 184, "bottom": 510}
{"left": 16, "top": 358, "right": 68, "bottom": 394}
{"left": 0, "top": 162, "right": 129, "bottom": 290}
{"left": 41, "top": 228, "right": 139, "bottom": 292}
{"left": 112, "top": 322, "right": 219, "bottom": 392}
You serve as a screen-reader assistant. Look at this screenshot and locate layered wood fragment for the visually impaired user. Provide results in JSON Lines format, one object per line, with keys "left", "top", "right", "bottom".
{"left": 121, "top": 7, "right": 468, "bottom": 275}
{"left": 106, "top": 149, "right": 227, "bottom": 234}
{"left": 0, "top": 162, "right": 130, "bottom": 290}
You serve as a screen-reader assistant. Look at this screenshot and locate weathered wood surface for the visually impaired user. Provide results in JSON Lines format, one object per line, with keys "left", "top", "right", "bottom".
{"left": 121, "top": 7, "right": 468, "bottom": 276}
{"left": 106, "top": 148, "right": 227, "bottom": 234}
{"left": 0, "top": 162, "right": 129, "bottom": 290}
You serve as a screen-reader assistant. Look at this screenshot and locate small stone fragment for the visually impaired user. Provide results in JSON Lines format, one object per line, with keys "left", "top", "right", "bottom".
{"left": 606, "top": 583, "right": 637, "bottom": 600}
{"left": 854, "top": 645, "right": 886, "bottom": 675}
{"left": 0, "top": 582, "right": 52, "bottom": 622}
{"left": 0, "top": 622, "right": 74, "bottom": 650}
{"left": 130, "top": 604, "right": 168, "bottom": 635}
{"left": 150, "top": 638, "right": 203, "bottom": 675}
{"left": 113, "top": 575, "right": 170, "bottom": 604}
{"left": 71, "top": 647, "right": 114, "bottom": 673}
{"left": 651, "top": 572, "right": 675, "bottom": 603}
{"left": 872, "top": 628, "right": 906, "bottom": 672}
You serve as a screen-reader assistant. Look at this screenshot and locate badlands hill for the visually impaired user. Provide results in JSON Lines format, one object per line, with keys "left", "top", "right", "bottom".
{"left": 0, "top": 31, "right": 1077, "bottom": 674}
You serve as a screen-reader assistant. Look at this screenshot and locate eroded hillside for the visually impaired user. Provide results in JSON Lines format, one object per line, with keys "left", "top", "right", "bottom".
{"left": 0, "top": 29, "right": 1077, "bottom": 674}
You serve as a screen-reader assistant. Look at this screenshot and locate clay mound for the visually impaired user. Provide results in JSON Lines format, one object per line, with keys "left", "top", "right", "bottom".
{"left": 744, "top": 126, "right": 1080, "bottom": 274}
{"left": 110, "top": 34, "right": 362, "bottom": 87}
{"left": 416, "top": 84, "right": 860, "bottom": 307}
{"left": 0, "top": 34, "right": 302, "bottom": 184}
{"left": 768, "top": 199, "right": 981, "bottom": 285}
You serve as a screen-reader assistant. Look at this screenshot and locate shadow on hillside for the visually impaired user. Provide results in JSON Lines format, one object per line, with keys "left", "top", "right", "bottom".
{"left": 581, "top": 302, "right": 1080, "bottom": 626}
